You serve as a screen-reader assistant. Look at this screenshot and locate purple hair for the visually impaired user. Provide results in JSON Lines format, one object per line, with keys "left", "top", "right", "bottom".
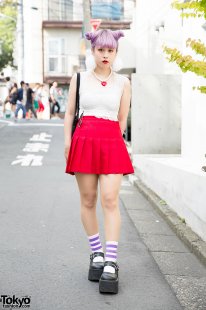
{"left": 85, "top": 29, "right": 124, "bottom": 49}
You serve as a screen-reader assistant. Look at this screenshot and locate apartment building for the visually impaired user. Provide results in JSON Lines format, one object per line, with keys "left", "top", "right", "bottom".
{"left": 18, "top": 0, "right": 136, "bottom": 113}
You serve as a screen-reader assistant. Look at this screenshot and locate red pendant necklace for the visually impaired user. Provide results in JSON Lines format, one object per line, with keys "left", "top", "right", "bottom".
{"left": 92, "top": 70, "right": 113, "bottom": 86}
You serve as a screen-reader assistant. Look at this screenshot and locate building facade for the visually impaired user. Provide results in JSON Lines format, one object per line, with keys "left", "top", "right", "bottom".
{"left": 17, "top": 0, "right": 136, "bottom": 115}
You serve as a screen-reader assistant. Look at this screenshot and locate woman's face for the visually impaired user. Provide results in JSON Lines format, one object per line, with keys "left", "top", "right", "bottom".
{"left": 92, "top": 46, "right": 117, "bottom": 69}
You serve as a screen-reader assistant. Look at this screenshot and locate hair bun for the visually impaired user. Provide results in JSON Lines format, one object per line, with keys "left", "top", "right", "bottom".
{"left": 84, "top": 32, "right": 93, "bottom": 40}
{"left": 85, "top": 32, "right": 98, "bottom": 41}
{"left": 112, "top": 30, "right": 124, "bottom": 41}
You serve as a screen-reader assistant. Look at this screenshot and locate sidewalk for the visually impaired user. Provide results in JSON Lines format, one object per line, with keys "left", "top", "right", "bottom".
{"left": 120, "top": 176, "right": 206, "bottom": 310}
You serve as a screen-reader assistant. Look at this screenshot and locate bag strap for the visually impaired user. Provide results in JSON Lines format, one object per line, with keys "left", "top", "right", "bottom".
{"left": 75, "top": 72, "right": 80, "bottom": 117}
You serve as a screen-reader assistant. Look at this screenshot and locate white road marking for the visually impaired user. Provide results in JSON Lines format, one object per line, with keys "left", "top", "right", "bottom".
{"left": 11, "top": 154, "right": 43, "bottom": 166}
{"left": 8, "top": 123, "right": 63, "bottom": 127}
{"left": 23, "top": 143, "right": 50, "bottom": 153}
{"left": 0, "top": 119, "right": 13, "bottom": 124}
{"left": 30, "top": 133, "right": 52, "bottom": 142}
{"left": 11, "top": 132, "right": 53, "bottom": 167}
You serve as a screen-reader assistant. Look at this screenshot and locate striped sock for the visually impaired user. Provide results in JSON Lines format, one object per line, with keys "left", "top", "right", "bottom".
{"left": 105, "top": 241, "right": 118, "bottom": 262}
{"left": 88, "top": 233, "right": 104, "bottom": 262}
{"left": 104, "top": 241, "right": 118, "bottom": 273}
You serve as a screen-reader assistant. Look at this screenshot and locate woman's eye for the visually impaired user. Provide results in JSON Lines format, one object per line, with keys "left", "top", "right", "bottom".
{"left": 98, "top": 49, "right": 103, "bottom": 52}
{"left": 109, "top": 49, "right": 114, "bottom": 52}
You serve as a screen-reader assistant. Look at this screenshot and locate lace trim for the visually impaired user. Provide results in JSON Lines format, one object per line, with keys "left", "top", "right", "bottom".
{"left": 79, "top": 109, "right": 118, "bottom": 121}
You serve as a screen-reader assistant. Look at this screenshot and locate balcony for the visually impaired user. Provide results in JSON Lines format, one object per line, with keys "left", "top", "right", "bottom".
{"left": 46, "top": 0, "right": 135, "bottom": 23}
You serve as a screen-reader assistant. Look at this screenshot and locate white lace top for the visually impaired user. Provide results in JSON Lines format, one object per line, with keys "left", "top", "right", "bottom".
{"left": 79, "top": 70, "right": 128, "bottom": 121}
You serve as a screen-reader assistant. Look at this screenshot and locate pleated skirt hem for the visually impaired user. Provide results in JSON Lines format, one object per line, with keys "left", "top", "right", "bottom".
{"left": 65, "top": 116, "right": 134, "bottom": 176}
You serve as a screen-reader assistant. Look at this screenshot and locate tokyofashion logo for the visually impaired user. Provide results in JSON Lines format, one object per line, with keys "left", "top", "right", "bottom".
{"left": 0, "top": 295, "right": 31, "bottom": 308}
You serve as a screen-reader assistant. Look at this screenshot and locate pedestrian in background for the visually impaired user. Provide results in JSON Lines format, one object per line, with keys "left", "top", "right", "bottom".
{"left": 3, "top": 77, "right": 13, "bottom": 114}
{"left": 25, "top": 83, "right": 37, "bottom": 119}
{"left": 5, "top": 77, "right": 13, "bottom": 102}
{"left": 9, "top": 83, "right": 18, "bottom": 114}
{"left": 49, "top": 81, "right": 60, "bottom": 118}
{"left": 33, "top": 83, "right": 45, "bottom": 119}
{"left": 15, "top": 81, "right": 26, "bottom": 119}
{"left": 36, "top": 84, "right": 45, "bottom": 119}
{"left": 64, "top": 29, "right": 134, "bottom": 294}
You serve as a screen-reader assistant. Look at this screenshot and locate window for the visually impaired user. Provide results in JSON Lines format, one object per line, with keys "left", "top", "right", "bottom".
{"left": 48, "top": 0, "right": 73, "bottom": 21}
{"left": 48, "top": 39, "right": 66, "bottom": 74}
{"left": 49, "top": 58, "right": 58, "bottom": 72}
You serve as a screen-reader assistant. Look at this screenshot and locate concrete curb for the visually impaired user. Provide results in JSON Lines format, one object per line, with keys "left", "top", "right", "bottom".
{"left": 133, "top": 179, "right": 206, "bottom": 267}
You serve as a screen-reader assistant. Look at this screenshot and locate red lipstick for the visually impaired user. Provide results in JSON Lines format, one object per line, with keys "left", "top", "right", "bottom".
{"left": 102, "top": 60, "right": 109, "bottom": 64}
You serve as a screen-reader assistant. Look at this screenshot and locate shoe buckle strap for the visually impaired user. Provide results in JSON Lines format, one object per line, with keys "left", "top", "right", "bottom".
{"left": 105, "top": 261, "right": 119, "bottom": 271}
{"left": 90, "top": 252, "right": 104, "bottom": 260}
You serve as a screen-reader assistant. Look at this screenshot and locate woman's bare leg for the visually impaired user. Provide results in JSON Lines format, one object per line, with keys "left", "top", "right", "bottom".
{"left": 75, "top": 173, "right": 99, "bottom": 236}
{"left": 99, "top": 174, "right": 123, "bottom": 241}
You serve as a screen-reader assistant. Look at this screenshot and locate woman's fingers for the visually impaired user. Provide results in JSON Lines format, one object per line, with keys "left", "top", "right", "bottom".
{"left": 64, "top": 146, "right": 70, "bottom": 162}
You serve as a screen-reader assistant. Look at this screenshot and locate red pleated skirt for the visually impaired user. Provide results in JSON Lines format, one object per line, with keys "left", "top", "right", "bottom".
{"left": 65, "top": 116, "right": 134, "bottom": 176}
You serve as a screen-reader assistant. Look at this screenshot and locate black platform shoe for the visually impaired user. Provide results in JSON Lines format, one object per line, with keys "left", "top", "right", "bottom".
{"left": 88, "top": 252, "right": 104, "bottom": 281}
{"left": 99, "top": 261, "right": 119, "bottom": 294}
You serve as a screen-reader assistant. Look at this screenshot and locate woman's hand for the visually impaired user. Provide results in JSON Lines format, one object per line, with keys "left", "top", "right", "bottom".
{"left": 64, "top": 143, "right": 71, "bottom": 162}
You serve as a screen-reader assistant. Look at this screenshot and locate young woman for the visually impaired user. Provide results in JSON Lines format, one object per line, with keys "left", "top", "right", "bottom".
{"left": 64, "top": 29, "right": 134, "bottom": 294}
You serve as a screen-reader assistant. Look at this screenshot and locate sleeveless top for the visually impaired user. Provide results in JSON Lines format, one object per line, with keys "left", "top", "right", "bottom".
{"left": 79, "top": 70, "right": 128, "bottom": 121}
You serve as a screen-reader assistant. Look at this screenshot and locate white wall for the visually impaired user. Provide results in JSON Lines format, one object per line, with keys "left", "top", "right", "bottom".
{"left": 133, "top": 154, "right": 206, "bottom": 242}
{"left": 181, "top": 17, "right": 206, "bottom": 162}
{"left": 132, "top": 74, "right": 181, "bottom": 154}
{"left": 118, "top": 29, "right": 136, "bottom": 69}
{"left": 135, "top": 0, "right": 183, "bottom": 75}
{"left": 132, "top": 0, "right": 182, "bottom": 154}
{"left": 132, "top": 1, "right": 206, "bottom": 242}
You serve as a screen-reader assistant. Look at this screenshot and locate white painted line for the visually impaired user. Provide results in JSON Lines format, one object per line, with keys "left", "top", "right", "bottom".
{"left": 8, "top": 123, "right": 64, "bottom": 127}
{"left": 128, "top": 174, "right": 138, "bottom": 185}
{"left": 23, "top": 143, "right": 50, "bottom": 152}
{"left": 11, "top": 132, "right": 53, "bottom": 167}
{"left": 30, "top": 133, "right": 52, "bottom": 142}
{"left": 0, "top": 119, "right": 13, "bottom": 124}
{"left": 11, "top": 154, "right": 43, "bottom": 166}
{"left": 121, "top": 180, "right": 131, "bottom": 186}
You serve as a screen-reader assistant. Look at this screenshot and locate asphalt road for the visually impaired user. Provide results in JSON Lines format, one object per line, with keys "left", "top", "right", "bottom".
{"left": 0, "top": 120, "right": 182, "bottom": 310}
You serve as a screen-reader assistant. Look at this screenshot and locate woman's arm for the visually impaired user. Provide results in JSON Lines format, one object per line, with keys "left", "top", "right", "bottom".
{"left": 64, "top": 73, "right": 77, "bottom": 161}
{"left": 117, "top": 78, "right": 131, "bottom": 135}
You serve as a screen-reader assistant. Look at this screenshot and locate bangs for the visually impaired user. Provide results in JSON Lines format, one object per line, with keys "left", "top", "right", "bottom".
{"left": 93, "top": 30, "right": 118, "bottom": 49}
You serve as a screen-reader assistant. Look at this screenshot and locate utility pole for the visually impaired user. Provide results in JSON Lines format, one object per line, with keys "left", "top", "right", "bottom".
{"left": 82, "top": 0, "right": 91, "bottom": 49}
{"left": 79, "top": 0, "right": 91, "bottom": 70}
{"left": 17, "top": 0, "right": 24, "bottom": 82}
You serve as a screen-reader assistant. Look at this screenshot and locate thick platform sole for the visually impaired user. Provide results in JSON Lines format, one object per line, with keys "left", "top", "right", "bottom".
{"left": 99, "top": 278, "right": 118, "bottom": 294}
{"left": 88, "top": 267, "right": 103, "bottom": 281}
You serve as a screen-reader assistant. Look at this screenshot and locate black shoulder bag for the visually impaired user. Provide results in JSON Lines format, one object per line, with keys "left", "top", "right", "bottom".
{"left": 72, "top": 72, "right": 80, "bottom": 136}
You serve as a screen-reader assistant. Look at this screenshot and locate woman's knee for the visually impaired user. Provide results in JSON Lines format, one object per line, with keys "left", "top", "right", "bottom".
{"left": 81, "top": 191, "right": 97, "bottom": 209}
{"left": 101, "top": 193, "right": 118, "bottom": 211}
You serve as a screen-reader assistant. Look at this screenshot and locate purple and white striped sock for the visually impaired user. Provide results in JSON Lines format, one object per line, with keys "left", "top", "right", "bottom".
{"left": 88, "top": 233, "right": 104, "bottom": 262}
{"left": 104, "top": 241, "right": 118, "bottom": 273}
{"left": 105, "top": 241, "right": 118, "bottom": 262}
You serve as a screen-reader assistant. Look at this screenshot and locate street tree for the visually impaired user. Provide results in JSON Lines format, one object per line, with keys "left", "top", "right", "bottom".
{"left": 163, "top": 0, "right": 206, "bottom": 94}
{"left": 0, "top": 0, "right": 17, "bottom": 71}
